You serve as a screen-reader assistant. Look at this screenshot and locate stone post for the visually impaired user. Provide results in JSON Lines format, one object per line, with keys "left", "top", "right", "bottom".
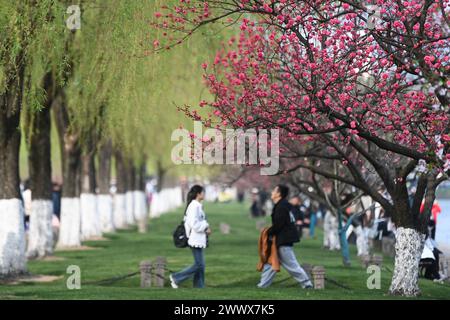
{"left": 140, "top": 260, "right": 152, "bottom": 288}
{"left": 153, "top": 256, "right": 167, "bottom": 287}
{"left": 138, "top": 218, "right": 148, "bottom": 234}
{"left": 311, "top": 266, "right": 325, "bottom": 289}
{"left": 219, "top": 223, "right": 231, "bottom": 235}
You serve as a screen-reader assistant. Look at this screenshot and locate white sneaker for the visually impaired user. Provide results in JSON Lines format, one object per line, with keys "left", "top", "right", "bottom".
{"left": 169, "top": 274, "right": 178, "bottom": 289}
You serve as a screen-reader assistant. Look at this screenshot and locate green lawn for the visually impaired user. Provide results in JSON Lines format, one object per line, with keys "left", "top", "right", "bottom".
{"left": 1, "top": 201, "right": 449, "bottom": 300}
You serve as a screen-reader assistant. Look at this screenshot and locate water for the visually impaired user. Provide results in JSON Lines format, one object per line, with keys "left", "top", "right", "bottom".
{"left": 436, "top": 199, "right": 450, "bottom": 254}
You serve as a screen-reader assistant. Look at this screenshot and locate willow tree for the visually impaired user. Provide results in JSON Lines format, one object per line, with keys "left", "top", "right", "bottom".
{"left": 140, "top": 13, "right": 231, "bottom": 187}
{"left": 22, "top": 1, "right": 68, "bottom": 259}
{"left": 0, "top": 0, "right": 65, "bottom": 277}
{"left": 97, "top": 138, "right": 114, "bottom": 233}
{"left": 56, "top": 0, "right": 154, "bottom": 244}
{"left": 98, "top": 0, "right": 228, "bottom": 229}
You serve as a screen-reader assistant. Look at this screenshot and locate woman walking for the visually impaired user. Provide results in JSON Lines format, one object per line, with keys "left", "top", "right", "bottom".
{"left": 170, "top": 185, "right": 211, "bottom": 288}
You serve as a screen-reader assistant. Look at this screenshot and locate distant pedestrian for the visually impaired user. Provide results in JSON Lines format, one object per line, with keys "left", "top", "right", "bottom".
{"left": 289, "top": 196, "right": 306, "bottom": 240}
{"left": 237, "top": 190, "right": 245, "bottom": 203}
{"left": 250, "top": 188, "right": 263, "bottom": 217}
{"left": 22, "top": 180, "right": 32, "bottom": 229}
{"left": 52, "top": 182, "right": 62, "bottom": 219}
{"left": 309, "top": 201, "right": 318, "bottom": 238}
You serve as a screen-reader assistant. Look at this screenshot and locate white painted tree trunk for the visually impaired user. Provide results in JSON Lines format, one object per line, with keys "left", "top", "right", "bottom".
{"left": 80, "top": 193, "right": 101, "bottom": 240}
{"left": 149, "top": 192, "right": 160, "bottom": 218}
{"left": 125, "top": 191, "right": 135, "bottom": 225}
{"left": 323, "top": 211, "right": 340, "bottom": 250}
{"left": 329, "top": 216, "right": 341, "bottom": 250}
{"left": 0, "top": 199, "right": 27, "bottom": 277}
{"left": 98, "top": 194, "right": 114, "bottom": 233}
{"left": 26, "top": 200, "right": 53, "bottom": 259}
{"left": 57, "top": 197, "right": 81, "bottom": 248}
{"left": 389, "top": 227, "right": 425, "bottom": 297}
{"left": 133, "top": 191, "right": 147, "bottom": 221}
{"left": 323, "top": 210, "right": 331, "bottom": 248}
{"left": 93, "top": 195, "right": 102, "bottom": 236}
{"left": 355, "top": 225, "right": 370, "bottom": 256}
{"left": 113, "top": 193, "right": 127, "bottom": 229}
{"left": 133, "top": 190, "right": 147, "bottom": 233}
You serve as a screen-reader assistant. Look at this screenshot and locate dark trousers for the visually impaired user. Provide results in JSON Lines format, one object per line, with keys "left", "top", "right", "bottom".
{"left": 423, "top": 248, "right": 441, "bottom": 280}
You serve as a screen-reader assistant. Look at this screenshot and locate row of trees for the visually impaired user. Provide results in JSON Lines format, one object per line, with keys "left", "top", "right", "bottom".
{"left": 155, "top": 0, "right": 449, "bottom": 296}
{"left": 0, "top": 1, "right": 220, "bottom": 278}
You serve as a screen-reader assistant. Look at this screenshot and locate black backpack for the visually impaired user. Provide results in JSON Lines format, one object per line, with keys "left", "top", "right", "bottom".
{"left": 173, "top": 221, "right": 189, "bottom": 248}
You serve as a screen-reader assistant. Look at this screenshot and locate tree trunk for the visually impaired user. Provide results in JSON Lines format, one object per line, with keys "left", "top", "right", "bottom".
{"left": 0, "top": 123, "right": 26, "bottom": 276}
{"left": 389, "top": 227, "right": 425, "bottom": 296}
{"left": 125, "top": 159, "right": 136, "bottom": 225}
{"left": 97, "top": 140, "right": 114, "bottom": 233}
{"left": 98, "top": 141, "right": 112, "bottom": 194}
{"left": 156, "top": 159, "right": 166, "bottom": 192}
{"left": 53, "top": 93, "right": 82, "bottom": 248}
{"left": 0, "top": 62, "right": 27, "bottom": 277}
{"left": 323, "top": 210, "right": 340, "bottom": 251}
{"left": 26, "top": 72, "right": 54, "bottom": 259}
{"left": 0, "top": 106, "right": 22, "bottom": 200}
{"left": 355, "top": 225, "right": 370, "bottom": 257}
{"left": 113, "top": 150, "right": 128, "bottom": 229}
{"left": 388, "top": 174, "right": 436, "bottom": 296}
{"left": 80, "top": 147, "right": 101, "bottom": 240}
{"left": 355, "top": 197, "right": 371, "bottom": 257}
{"left": 134, "top": 162, "right": 148, "bottom": 233}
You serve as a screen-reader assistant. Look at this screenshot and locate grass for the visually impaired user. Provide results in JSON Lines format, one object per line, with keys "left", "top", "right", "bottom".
{"left": 1, "top": 201, "right": 450, "bottom": 300}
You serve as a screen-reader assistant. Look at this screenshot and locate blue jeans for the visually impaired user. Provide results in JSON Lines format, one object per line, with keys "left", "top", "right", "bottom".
{"left": 257, "top": 246, "right": 312, "bottom": 288}
{"left": 172, "top": 247, "right": 205, "bottom": 288}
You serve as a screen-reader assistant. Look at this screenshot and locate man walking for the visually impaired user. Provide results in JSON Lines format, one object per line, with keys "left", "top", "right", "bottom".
{"left": 257, "top": 185, "right": 313, "bottom": 289}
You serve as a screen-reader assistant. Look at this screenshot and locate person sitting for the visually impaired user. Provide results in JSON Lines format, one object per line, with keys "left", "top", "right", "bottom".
{"left": 420, "top": 235, "right": 446, "bottom": 283}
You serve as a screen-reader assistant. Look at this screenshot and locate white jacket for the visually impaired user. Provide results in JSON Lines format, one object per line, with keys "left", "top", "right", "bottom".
{"left": 184, "top": 200, "right": 209, "bottom": 248}
{"left": 421, "top": 238, "right": 437, "bottom": 260}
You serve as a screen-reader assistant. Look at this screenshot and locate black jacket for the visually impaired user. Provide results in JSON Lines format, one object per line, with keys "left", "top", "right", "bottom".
{"left": 268, "top": 199, "right": 300, "bottom": 247}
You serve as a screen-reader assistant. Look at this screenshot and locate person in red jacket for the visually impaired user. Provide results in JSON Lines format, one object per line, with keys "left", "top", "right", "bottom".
{"left": 420, "top": 200, "right": 441, "bottom": 239}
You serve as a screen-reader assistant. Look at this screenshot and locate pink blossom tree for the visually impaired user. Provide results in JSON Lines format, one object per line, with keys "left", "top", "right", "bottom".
{"left": 155, "top": 0, "right": 449, "bottom": 296}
